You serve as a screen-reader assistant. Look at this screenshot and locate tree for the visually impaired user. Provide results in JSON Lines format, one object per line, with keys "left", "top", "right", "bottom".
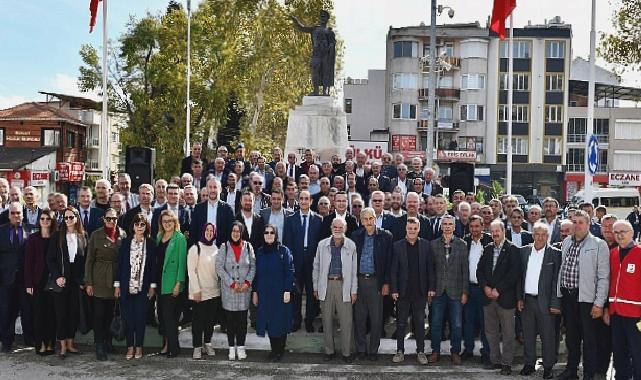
{"left": 599, "top": 0, "right": 641, "bottom": 72}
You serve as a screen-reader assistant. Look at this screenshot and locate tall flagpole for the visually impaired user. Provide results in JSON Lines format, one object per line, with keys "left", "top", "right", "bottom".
{"left": 185, "top": 0, "right": 192, "bottom": 156}
{"left": 506, "top": 13, "right": 514, "bottom": 194}
{"left": 584, "top": 0, "right": 596, "bottom": 204}
{"left": 101, "top": 0, "right": 110, "bottom": 179}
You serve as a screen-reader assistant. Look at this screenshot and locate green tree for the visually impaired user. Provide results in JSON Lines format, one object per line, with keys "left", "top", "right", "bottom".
{"left": 599, "top": 0, "right": 641, "bottom": 73}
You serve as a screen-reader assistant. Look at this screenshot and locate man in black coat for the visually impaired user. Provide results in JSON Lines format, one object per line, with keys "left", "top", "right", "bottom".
{"left": 476, "top": 220, "right": 521, "bottom": 375}
{"left": 319, "top": 192, "right": 358, "bottom": 239}
{"left": 189, "top": 177, "right": 235, "bottom": 247}
{"left": 506, "top": 209, "right": 534, "bottom": 248}
{"left": 75, "top": 186, "right": 105, "bottom": 237}
{"left": 181, "top": 142, "right": 208, "bottom": 175}
{"left": 392, "top": 192, "right": 430, "bottom": 242}
{"left": 367, "top": 162, "right": 392, "bottom": 193}
{"left": 235, "top": 191, "right": 265, "bottom": 250}
{"left": 151, "top": 184, "right": 185, "bottom": 238}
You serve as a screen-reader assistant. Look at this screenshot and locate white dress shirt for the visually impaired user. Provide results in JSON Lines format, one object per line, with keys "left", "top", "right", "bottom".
{"left": 243, "top": 214, "right": 253, "bottom": 236}
{"left": 524, "top": 245, "right": 546, "bottom": 295}
{"left": 511, "top": 230, "right": 523, "bottom": 247}
{"left": 207, "top": 201, "right": 218, "bottom": 225}
{"left": 226, "top": 190, "right": 237, "bottom": 209}
{"left": 66, "top": 233, "right": 78, "bottom": 263}
{"left": 544, "top": 217, "right": 557, "bottom": 244}
{"left": 139, "top": 206, "right": 153, "bottom": 224}
{"left": 396, "top": 178, "right": 408, "bottom": 196}
{"left": 468, "top": 239, "right": 483, "bottom": 284}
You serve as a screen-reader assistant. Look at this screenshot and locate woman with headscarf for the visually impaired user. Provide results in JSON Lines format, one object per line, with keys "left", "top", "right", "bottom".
{"left": 252, "top": 224, "right": 294, "bottom": 362}
{"left": 187, "top": 223, "right": 221, "bottom": 360}
{"left": 216, "top": 221, "right": 255, "bottom": 361}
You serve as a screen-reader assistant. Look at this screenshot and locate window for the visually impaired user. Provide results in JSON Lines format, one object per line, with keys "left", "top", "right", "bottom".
{"left": 461, "top": 74, "right": 486, "bottom": 90}
{"left": 546, "top": 74, "right": 564, "bottom": 91}
{"left": 545, "top": 105, "right": 563, "bottom": 123}
{"left": 438, "top": 104, "right": 453, "bottom": 121}
{"left": 568, "top": 118, "right": 587, "bottom": 142}
{"left": 78, "top": 134, "right": 85, "bottom": 149}
{"left": 500, "top": 40, "right": 531, "bottom": 58}
{"left": 600, "top": 196, "right": 639, "bottom": 208}
{"left": 0, "top": 128, "right": 3, "bottom": 146}
{"left": 344, "top": 98, "right": 352, "bottom": 113}
{"left": 500, "top": 73, "right": 529, "bottom": 91}
{"left": 393, "top": 103, "right": 417, "bottom": 120}
{"left": 544, "top": 137, "right": 562, "bottom": 155}
{"left": 42, "top": 129, "right": 60, "bottom": 147}
{"left": 393, "top": 41, "right": 418, "bottom": 58}
{"left": 498, "top": 137, "right": 528, "bottom": 155}
{"left": 615, "top": 120, "right": 641, "bottom": 140}
{"left": 498, "top": 104, "right": 529, "bottom": 122}
{"left": 439, "top": 75, "right": 454, "bottom": 88}
{"left": 66, "top": 131, "right": 76, "bottom": 148}
{"left": 613, "top": 153, "right": 641, "bottom": 171}
{"left": 567, "top": 148, "right": 585, "bottom": 171}
{"left": 347, "top": 125, "right": 351, "bottom": 140}
{"left": 475, "top": 137, "right": 484, "bottom": 154}
{"left": 440, "top": 42, "right": 454, "bottom": 57}
{"left": 546, "top": 41, "right": 565, "bottom": 58}
{"left": 594, "top": 119, "right": 609, "bottom": 142}
{"left": 460, "top": 104, "right": 484, "bottom": 121}
{"left": 393, "top": 73, "right": 419, "bottom": 89}
{"left": 111, "top": 132, "right": 118, "bottom": 143}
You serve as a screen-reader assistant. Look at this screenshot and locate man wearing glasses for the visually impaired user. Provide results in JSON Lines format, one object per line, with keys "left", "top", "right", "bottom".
{"left": 248, "top": 174, "right": 271, "bottom": 214}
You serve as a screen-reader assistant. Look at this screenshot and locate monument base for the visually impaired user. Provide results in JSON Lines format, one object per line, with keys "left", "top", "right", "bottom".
{"left": 285, "top": 96, "right": 348, "bottom": 162}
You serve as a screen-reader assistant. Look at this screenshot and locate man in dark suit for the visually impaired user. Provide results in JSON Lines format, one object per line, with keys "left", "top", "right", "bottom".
{"left": 282, "top": 190, "right": 322, "bottom": 332}
{"left": 319, "top": 192, "right": 358, "bottom": 239}
{"left": 369, "top": 191, "right": 395, "bottom": 232}
{"left": 181, "top": 142, "right": 208, "bottom": 176}
{"left": 0, "top": 202, "right": 32, "bottom": 352}
{"left": 579, "top": 202, "right": 604, "bottom": 239}
{"left": 259, "top": 189, "right": 293, "bottom": 242}
{"left": 541, "top": 197, "right": 562, "bottom": 244}
{"left": 429, "top": 194, "right": 449, "bottom": 241}
{"left": 122, "top": 184, "right": 155, "bottom": 233}
{"left": 285, "top": 152, "right": 302, "bottom": 183}
{"left": 368, "top": 162, "right": 392, "bottom": 193}
{"left": 76, "top": 186, "right": 105, "bottom": 237}
{"left": 0, "top": 186, "right": 41, "bottom": 234}
{"left": 151, "top": 184, "right": 185, "bottom": 238}
{"left": 506, "top": 208, "right": 534, "bottom": 248}
{"left": 351, "top": 207, "right": 393, "bottom": 360}
{"left": 477, "top": 220, "right": 521, "bottom": 375}
{"left": 189, "top": 177, "right": 235, "bottom": 247}
{"left": 422, "top": 168, "right": 444, "bottom": 196}
{"left": 235, "top": 191, "right": 265, "bottom": 250}
{"left": 390, "top": 217, "right": 435, "bottom": 364}
{"left": 392, "top": 192, "right": 431, "bottom": 242}
{"left": 517, "top": 222, "right": 561, "bottom": 379}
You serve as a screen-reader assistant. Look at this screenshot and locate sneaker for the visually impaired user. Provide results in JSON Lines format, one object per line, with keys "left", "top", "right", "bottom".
{"left": 204, "top": 343, "right": 215, "bottom": 356}
{"left": 237, "top": 346, "right": 247, "bottom": 360}
{"left": 417, "top": 352, "right": 428, "bottom": 365}
{"left": 193, "top": 347, "right": 202, "bottom": 360}
{"left": 228, "top": 346, "right": 236, "bottom": 361}
{"left": 392, "top": 350, "right": 405, "bottom": 363}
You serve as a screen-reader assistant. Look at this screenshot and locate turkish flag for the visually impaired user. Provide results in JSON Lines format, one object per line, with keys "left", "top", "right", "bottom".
{"left": 89, "top": 0, "right": 101, "bottom": 33}
{"left": 490, "top": 0, "right": 516, "bottom": 40}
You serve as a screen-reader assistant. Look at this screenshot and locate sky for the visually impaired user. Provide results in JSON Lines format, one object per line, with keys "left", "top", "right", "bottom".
{"left": 0, "top": 0, "right": 634, "bottom": 110}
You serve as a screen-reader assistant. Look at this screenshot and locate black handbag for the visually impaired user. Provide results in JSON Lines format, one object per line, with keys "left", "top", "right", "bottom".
{"left": 110, "top": 301, "right": 126, "bottom": 341}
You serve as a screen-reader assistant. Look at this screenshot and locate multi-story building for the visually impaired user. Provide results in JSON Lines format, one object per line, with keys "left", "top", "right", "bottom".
{"left": 343, "top": 70, "right": 386, "bottom": 141}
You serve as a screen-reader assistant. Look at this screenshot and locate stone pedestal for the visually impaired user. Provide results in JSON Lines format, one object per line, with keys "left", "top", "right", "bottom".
{"left": 285, "top": 96, "right": 348, "bottom": 162}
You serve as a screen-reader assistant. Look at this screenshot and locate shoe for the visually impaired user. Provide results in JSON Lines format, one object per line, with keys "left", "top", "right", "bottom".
{"left": 237, "top": 346, "right": 247, "bottom": 360}
{"left": 356, "top": 352, "right": 367, "bottom": 361}
{"left": 67, "top": 349, "right": 82, "bottom": 355}
{"left": 228, "top": 346, "right": 236, "bottom": 361}
{"left": 126, "top": 349, "right": 134, "bottom": 361}
{"left": 204, "top": 343, "right": 215, "bottom": 356}
{"left": 104, "top": 342, "right": 115, "bottom": 354}
{"left": 428, "top": 352, "right": 440, "bottom": 364}
{"left": 305, "top": 323, "right": 314, "bottom": 333}
{"left": 392, "top": 350, "right": 404, "bottom": 363}
{"left": 556, "top": 369, "right": 578, "bottom": 380}
{"left": 543, "top": 368, "right": 554, "bottom": 379}
{"left": 501, "top": 365, "right": 512, "bottom": 376}
{"left": 166, "top": 352, "right": 179, "bottom": 358}
{"left": 342, "top": 355, "right": 353, "bottom": 363}
{"left": 273, "top": 352, "right": 284, "bottom": 362}
{"left": 485, "top": 363, "right": 503, "bottom": 370}
{"left": 520, "top": 365, "right": 536, "bottom": 376}
{"left": 323, "top": 353, "right": 335, "bottom": 362}
{"left": 193, "top": 347, "right": 202, "bottom": 360}
{"left": 368, "top": 353, "right": 378, "bottom": 362}
{"left": 268, "top": 351, "right": 277, "bottom": 361}
{"left": 134, "top": 348, "right": 143, "bottom": 359}
{"left": 95, "top": 344, "right": 107, "bottom": 361}
{"left": 45, "top": 349, "right": 55, "bottom": 356}
{"left": 58, "top": 352, "right": 66, "bottom": 360}
{"left": 292, "top": 324, "right": 301, "bottom": 332}
{"left": 461, "top": 351, "right": 474, "bottom": 360}
{"left": 451, "top": 353, "right": 462, "bottom": 365}
{"left": 418, "top": 352, "right": 429, "bottom": 365}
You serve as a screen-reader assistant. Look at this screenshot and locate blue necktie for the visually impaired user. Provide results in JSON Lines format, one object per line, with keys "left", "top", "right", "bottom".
{"left": 302, "top": 214, "right": 308, "bottom": 249}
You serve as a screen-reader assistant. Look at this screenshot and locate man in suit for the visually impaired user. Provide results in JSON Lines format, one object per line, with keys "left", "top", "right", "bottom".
{"left": 259, "top": 188, "right": 292, "bottom": 242}
{"left": 181, "top": 142, "right": 208, "bottom": 176}
{"left": 506, "top": 208, "right": 534, "bottom": 247}
{"left": 368, "top": 162, "right": 392, "bottom": 193}
{"left": 369, "top": 191, "right": 395, "bottom": 232}
{"left": 0, "top": 186, "right": 41, "bottom": 234}
{"left": 462, "top": 215, "right": 493, "bottom": 362}
{"left": 311, "top": 176, "right": 330, "bottom": 209}
{"left": 220, "top": 173, "right": 241, "bottom": 214}
{"left": 189, "top": 177, "right": 235, "bottom": 248}
{"left": 428, "top": 214, "right": 469, "bottom": 365}
{"left": 122, "top": 184, "right": 155, "bottom": 232}
{"left": 235, "top": 191, "right": 265, "bottom": 250}
{"left": 181, "top": 185, "right": 198, "bottom": 238}
{"left": 319, "top": 192, "right": 358, "bottom": 239}
{"left": 390, "top": 164, "right": 410, "bottom": 197}
{"left": 268, "top": 147, "right": 284, "bottom": 171}
{"left": 0, "top": 202, "right": 31, "bottom": 352}
{"left": 579, "top": 202, "right": 604, "bottom": 239}
{"left": 189, "top": 158, "right": 207, "bottom": 189}
{"left": 76, "top": 186, "right": 105, "bottom": 237}
{"left": 246, "top": 174, "right": 271, "bottom": 214}
{"left": 118, "top": 173, "right": 139, "bottom": 213}
{"left": 556, "top": 210, "right": 610, "bottom": 380}
{"left": 392, "top": 192, "right": 430, "bottom": 242}
{"left": 283, "top": 190, "right": 322, "bottom": 333}
{"left": 429, "top": 194, "right": 449, "bottom": 241}
{"left": 151, "top": 184, "right": 184, "bottom": 238}
{"left": 541, "top": 197, "right": 562, "bottom": 244}
{"left": 285, "top": 152, "right": 302, "bottom": 183}
{"left": 352, "top": 207, "right": 393, "bottom": 361}
{"left": 390, "top": 217, "right": 434, "bottom": 365}
{"left": 422, "top": 168, "right": 444, "bottom": 196}
{"left": 477, "top": 219, "right": 521, "bottom": 375}
{"left": 517, "top": 222, "right": 561, "bottom": 379}
{"left": 206, "top": 157, "right": 228, "bottom": 187}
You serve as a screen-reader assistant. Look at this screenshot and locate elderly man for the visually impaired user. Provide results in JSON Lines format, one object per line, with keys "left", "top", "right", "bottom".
{"left": 122, "top": 184, "right": 155, "bottom": 230}
{"left": 526, "top": 205, "right": 542, "bottom": 232}
{"left": 422, "top": 168, "right": 444, "bottom": 196}
{"left": 369, "top": 191, "right": 395, "bottom": 232}
{"left": 455, "top": 201, "right": 472, "bottom": 238}
{"left": 541, "top": 197, "right": 562, "bottom": 244}
{"left": 181, "top": 142, "right": 208, "bottom": 175}
{"left": 517, "top": 223, "right": 561, "bottom": 379}
{"left": 390, "top": 164, "right": 410, "bottom": 196}
{"left": 477, "top": 220, "right": 521, "bottom": 375}
{"left": 152, "top": 179, "right": 168, "bottom": 209}
{"left": 556, "top": 210, "right": 610, "bottom": 380}
{"left": 313, "top": 218, "right": 357, "bottom": 363}
{"left": 392, "top": 192, "right": 430, "bottom": 242}
{"left": 118, "top": 173, "right": 139, "bottom": 212}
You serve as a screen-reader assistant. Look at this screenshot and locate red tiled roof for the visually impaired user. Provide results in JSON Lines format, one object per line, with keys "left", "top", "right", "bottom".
{"left": 0, "top": 102, "right": 87, "bottom": 126}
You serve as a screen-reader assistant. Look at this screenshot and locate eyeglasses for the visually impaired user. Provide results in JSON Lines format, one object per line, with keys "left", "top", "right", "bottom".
{"left": 134, "top": 222, "right": 147, "bottom": 228}
{"left": 352, "top": 205, "right": 363, "bottom": 208}
{"left": 104, "top": 217, "right": 118, "bottom": 222}
{"left": 263, "top": 231, "right": 275, "bottom": 235}
{"left": 162, "top": 220, "right": 174, "bottom": 224}
{"left": 39, "top": 217, "right": 51, "bottom": 221}
{"left": 372, "top": 199, "right": 383, "bottom": 203}
{"left": 613, "top": 230, "right": 632, "bottom": 235}
{"left": 64, "top": 216, "right": 76, "bottom": 220}
{"left": 253, "top": 182, "right": 263, "bottom": 185}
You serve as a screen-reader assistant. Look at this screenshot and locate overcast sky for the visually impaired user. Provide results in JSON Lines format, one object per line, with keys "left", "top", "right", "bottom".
{"left": 0, "top": 0, "right": 634, "bottom": 110}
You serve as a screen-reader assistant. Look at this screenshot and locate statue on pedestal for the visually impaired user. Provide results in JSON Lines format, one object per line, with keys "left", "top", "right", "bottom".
{"left": 291, "top": 10, "right": 336, "bottom": 96}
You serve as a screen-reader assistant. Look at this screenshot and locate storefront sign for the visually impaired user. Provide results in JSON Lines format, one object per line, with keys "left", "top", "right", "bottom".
{"left": 349, "top": 141, "right": 388, "bottom": 162}
{"left": 400, "top": 150, "right": 426, "bottom": 160}
{"left": 391, "top": 135, "right": 417, "bottom": 151}
{"left": 608, "top": 172, "right": 641, "bottom": 187}
{"left": 437, "top": 150, "right": 477, "bottom": 162}
{"left": 6, "top": 130, "right": 40, "bottom": 142}
{"left": 56, "top": 162, "right": 85, "bottom": 182}
{"left": 30, "top": 172, "right": 49, "bottom": 187}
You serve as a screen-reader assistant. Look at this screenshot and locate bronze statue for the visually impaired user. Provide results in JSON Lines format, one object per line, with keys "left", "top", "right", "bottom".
{"left": 291, "top": 10, "right": 336, "bottom": 96}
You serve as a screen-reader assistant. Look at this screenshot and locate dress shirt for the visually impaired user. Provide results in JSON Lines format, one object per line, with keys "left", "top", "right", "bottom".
{"left": 468, "top": 238, "right": 483, "bottom": 284}
{"left": 242, "top": 213, "right": 253, "bottom": 236}
{"left": 234, "top": 181, "right": 242, "bottom": 192}
{"left": 544, "top": 218, "right": 558, "bottom": 244}
{"left": 153, "top": 200, "right": 166, "bottom": 209}
{"left": 308, "top": 181, "right": 320, "bottom": 196}
{"left": 375, "top": 213, "right": 384, "bottom": 228}
{"left": 67, "top": 233, "right": 78, "bottom": 263}
{"left": 492, "top": 240, "right": 505, "bottom": 271}
{"left": 207, "top": 201, "right": 218, "bottom": 225}
{"left": 360, "top": 233, "right": 375, "bottom": 274}
{"left": 329, "top": 239, "right": 343, "bottom": 276}
{"left": 335, "top": 211, "right": 347, "bottom": 220}
{"left": 511, "top": 230, "right": 523, "bottom": 247}
{"left": 167, "top": 204, "right": 180, "bottom": 217}
{"left": 396, "top": 178, "right": 408, "bottom": 195}
{"left": 253, "top": 195, "right": 263, "bottom": 214}
{"left": 301, "top": 211, "right": 310, "bottom": 248}
{"left": 423, "top": 182, "right": 432, "bottom": 195}
{"left": 226, "top": 189, "right": 237, "bottom": 208}
{"left": 140, "top": 206, "right": 153, "bottom": 223}
{"left": 524, "top": 245, "right": 546, "bottom": 295}
{"left": 25, "top": 206, "right": 39, "bottom": 226}
{"left": 268, "top": 210, "right": 285, "bottom": 241}
{"left": 355, "top": 166, "right": 365, "bottom": 177}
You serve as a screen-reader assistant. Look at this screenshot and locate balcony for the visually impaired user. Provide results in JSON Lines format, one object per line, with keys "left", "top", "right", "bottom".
{"left": 566, "top": 134, "right": 609, "bottom": 144}
{"left": 565, "top": 163, "right": 608, "bottom": 173}
{"left": 87, "top": 137, "right": 100, "bottom": 148}
{"left": 418, "top": 87, "right": 460, "bottom": 100}
{"left": 417, "top": 119, "right": 460, "bottom": 131}
{"left": 420, "top": 56, "right": 460, "bottom": 72}
{"left": 87, "top": 160, "right": 100, "bottom": 171}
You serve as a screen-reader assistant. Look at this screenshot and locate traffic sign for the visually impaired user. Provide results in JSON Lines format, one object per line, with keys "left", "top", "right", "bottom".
{"left": 587, "top": 135, "right": 599, "bottom": 176}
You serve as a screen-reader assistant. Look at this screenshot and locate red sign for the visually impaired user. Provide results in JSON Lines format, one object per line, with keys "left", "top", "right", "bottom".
{"left": 400, "top": 150, "right": 426, "bottom": 160}
{"left": 437, "top": 150, "right": 477, "bottom": 162}
{"left": 56, "top": 162, "right": 85, "bottom": 182}
{"left": 391, "top": 135, "right": 417, "bottom": 151}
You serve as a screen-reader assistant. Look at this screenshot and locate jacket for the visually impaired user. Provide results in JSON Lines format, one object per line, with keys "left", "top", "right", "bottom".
{"left": 319, "top": 211, "right": 359, "bottom": 240}
{"left": 608, "top": 244, "right": 641, "bottom": 318}
{"left": 390, "top": 238, "right": 434, "bottom": 298}
{"left": 115, "top": 237, "right": 157, "bottom": 299}
{"left": 282, "top": 210, "right": 322, "bottom": 279}
{"left": 313, "top": 237, "right": 358, "bottom": 302}
{"left": 557, "top": 234, "right": 610, "bottom": 307}
{"left": 216, "top": 240, "right": 256, "bottom": 311}
{"left": 0, "top": 223, "right": 28, "bottom": 286}
{"left": 24, "top": 231, "right": 50, "bottom": 289}
{"left": 77, "top": 207, "right": 105, "bottom": 237}
{"left": 477, "top": 239, "right": 521, "bottom": 309}
{"left": 235, "top": 212, "right": 265, "bottom": 250}
{"left": 351, "top": 226, "right": 393, "bottom": 290}
{"left": 46, "top": 231, "right": 88, "bottom": 286}
{"left": 506, "top": 229, "right": 534, "bottom": 247}
{"left": 518, "top": 244, "right": 561, "bottom": 311}
{"left": 391, "top": 214, "right": 431, "bottom": 242}
{"left": 187, "top": 242, "right": 220, "bottom": 301}
{"left": 189, "top": 200, "right": 235, "bottom": 248}
{"left": 157, "top": 230, "right": 187, "bottom": 295}
{"left": 430, "top": 236, "right": 469, "bottom": 299}
{"left": 85, "top": 227, "right": 126, "bottom": 298}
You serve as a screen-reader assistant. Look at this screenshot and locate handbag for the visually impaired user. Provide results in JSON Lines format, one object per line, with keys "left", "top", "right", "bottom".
{"left": 46, "top": 244, "right": 64, "bottom": 293}
{"left": 110, "top": 301, "right": 126, "bottom": 341}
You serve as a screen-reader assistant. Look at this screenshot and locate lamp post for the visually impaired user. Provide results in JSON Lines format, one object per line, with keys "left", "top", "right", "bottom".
{"left": 185, "top": 0, "right": 192, "bottom": 156}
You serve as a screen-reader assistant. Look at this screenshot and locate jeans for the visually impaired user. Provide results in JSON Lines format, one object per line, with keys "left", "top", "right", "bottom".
{"left": 463, "top": 284, "right": 489, "bottom": 357}
{"left": 611, "top": 314, "right": 641, "bottom": 380}
{"left": 430, "top": 293, "right": 463, "bottom": 354}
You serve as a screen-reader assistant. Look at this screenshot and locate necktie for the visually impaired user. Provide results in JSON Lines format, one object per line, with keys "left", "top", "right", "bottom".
{"left": 302, "top": 214, "right": 308, "bottom": 248}
{"left": 83, "top": 210, "right": 89, "bottom": 230}
{"left": 188, "top": 206, "right": 193, "bottom": 224}
{"left": 289, "top": 165, "right": 294, "bottom": 178}
{"left": 126, "top": 198, "right": 131, "bottom": 211}
{"left": 12, "top": 227, "right": 19, "bottom": 248}
{"left": 434, "top": 217, "right": 440, "bottom": 235}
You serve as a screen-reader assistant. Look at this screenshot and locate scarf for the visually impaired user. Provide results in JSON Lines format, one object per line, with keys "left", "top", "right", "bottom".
{"left": 105, "top": 226, "right": 117, "bottom": 241}
{"left": 200, "top": 223, "right": 216, "bottom": 246}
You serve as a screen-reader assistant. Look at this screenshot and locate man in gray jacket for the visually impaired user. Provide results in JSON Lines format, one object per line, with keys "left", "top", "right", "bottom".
{"left": 556, "top": 210, "right": 610, "bottom": 380}
{"left": 312, "top": 217, "right": 358, "bottom": 363}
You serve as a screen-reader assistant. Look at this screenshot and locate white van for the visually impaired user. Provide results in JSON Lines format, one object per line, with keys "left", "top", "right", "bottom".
{"left": 571, "top": 188, "right": 641, "bottom": 219}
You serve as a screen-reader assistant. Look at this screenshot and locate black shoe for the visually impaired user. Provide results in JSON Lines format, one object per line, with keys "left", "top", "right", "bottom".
{"left": 520, "top": 365, "right": 536, "bottom": 376}
{"left": 273, "top": 353, "right": 283, "bottom": 362}
{"left": 501, "top": 365, "right": 512, "bottom": 376}
{"left": 166, "top": 352, "right": 179, "bottom": 358}
{"left": 368, "top": 353, "right": 378, "bottom": 362}
{"left": 356, "top": 352, "right": 367, "bottom": 361}
{"left": 318, "top": 325, "right": 323, "bottom": 333}
{"left": 543, "top": 368, "right": 554, "bottom": 379}
{"left": 461, "top": 351, "right": 474, "bottom": 360}
{"left": 104, "top": 342, "right": 115, "bottom": 354}
{"left": 485, "top": 362, "right": 503, "bottom": 370}
{"left": 67, "top": 349, "right": 82, "bottom": 355}
{"left": 292, "top": 324, "right": 301, "bottom": 332}
{"left": 95, "top": 344, "right": 107, "bottom": 361}
{"left": 323, "top": 353, "right": 335, "bottom": 362}
{"left": 305, "top": 324, "right": 315, "bottom": 333}
{"left": 556, "top": 369, "right": 578, "bottom": 380}
{"left": 268, "top": 351, "right": 277, "bottom": 361}
{"left": 342, "top": 355, "right": 354, "bottom": 363}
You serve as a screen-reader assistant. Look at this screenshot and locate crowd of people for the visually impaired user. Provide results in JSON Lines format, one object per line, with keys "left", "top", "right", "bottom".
{"left": 0, "top": 142, "right": 640, "bottom": 379}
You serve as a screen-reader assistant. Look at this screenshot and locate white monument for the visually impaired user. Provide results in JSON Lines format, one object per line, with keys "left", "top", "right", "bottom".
{"left": 285, "top": 96, "right": 348, "bottom": 161}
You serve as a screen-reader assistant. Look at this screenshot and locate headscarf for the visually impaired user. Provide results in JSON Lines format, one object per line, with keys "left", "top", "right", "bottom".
{"left": 230, "top": 221, "right": 245, "bottom": 246}
{"left": 263, "top": 223, "right": 280, "bottom": 252}
{"left": 200, "top": 223, "right": 216, "bottom": 246}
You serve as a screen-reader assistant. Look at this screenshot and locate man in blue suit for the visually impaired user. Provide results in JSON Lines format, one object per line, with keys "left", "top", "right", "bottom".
{"left": 189, "top": 177, "right": 235, "bottom": 248}
{"left": 76, "top": 186, "right": 105, "bottom": 237}
{"left": 151, "top": 184, "right": 185, "bottom": 238}
{"left": 283, "top": 190, "right": 322, "bottom": 332}
{"left": 0, "top": 202, "right": 31, "bottom": 352}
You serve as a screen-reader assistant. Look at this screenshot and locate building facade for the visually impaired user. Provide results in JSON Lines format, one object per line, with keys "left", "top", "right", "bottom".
{"left": 343, "top": 70, "right": 386, "bottom": 141}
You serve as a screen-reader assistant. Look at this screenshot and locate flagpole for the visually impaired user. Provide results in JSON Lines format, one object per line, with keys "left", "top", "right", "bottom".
{"left": 506, "top": 13, "right": 514, "bottom": 195}
{"left": 101, "top": 0, "right": 110, "bottom": 180}
{"left": 584, "top": 0, "right": 596, "bottom": 204}
{"left": 185, "top": 0, "right": 192, "bottom": 156}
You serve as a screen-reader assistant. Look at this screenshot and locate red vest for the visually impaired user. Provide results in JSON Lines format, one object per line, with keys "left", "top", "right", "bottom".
{"left": 608, "top": 245, "right": 641, "bottom": 318}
